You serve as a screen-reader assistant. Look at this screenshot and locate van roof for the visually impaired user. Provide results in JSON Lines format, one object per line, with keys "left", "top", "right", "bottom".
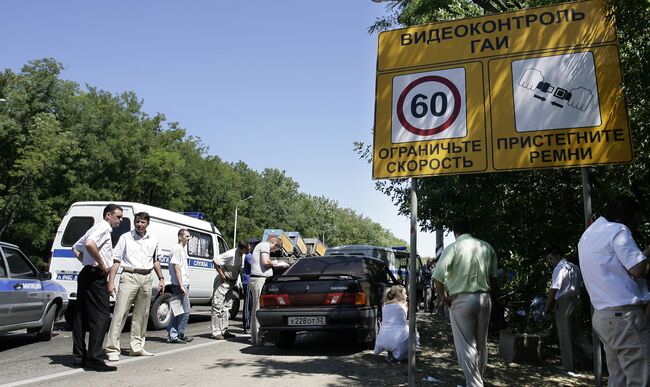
{"left": 69, "top": 201, "right": 221, "bottom": 234}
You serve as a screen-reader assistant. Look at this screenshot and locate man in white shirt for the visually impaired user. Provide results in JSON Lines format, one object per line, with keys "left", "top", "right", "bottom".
{"left": 249, "top": 236, "right": 287, "bottom": 346}
{"left": 167, "top": 228, "right": 192, "bottom": 344}
{"left": 211, "top": 240, "right": 249, "bottom": 340}
{"left": 578, "top": 196, "right": 650, "bottom": 386}
{"left": 71, "top": 203, "right": 123, "bottom": 372}
{"left": 543, "top": 246, "right": 582, "bottom": 372}
{"left": 105, "top": 212, "right": 165, "bottom": 361}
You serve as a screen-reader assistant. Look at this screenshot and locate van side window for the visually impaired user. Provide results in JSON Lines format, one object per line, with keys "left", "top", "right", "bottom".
{"left": 188, "top": 230, "right": 213, "bottom": 258}
{"left": 110, "top": 218, "right": 131, "bottom": 247}
{"left": 61, "top": 217, "right": 95, "bottom": 247}
{"left": 217, "top": 235, "right": 228, "bottom": 255}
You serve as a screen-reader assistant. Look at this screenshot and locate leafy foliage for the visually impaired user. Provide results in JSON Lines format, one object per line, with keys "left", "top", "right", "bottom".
{"left": 0, "top": 58, "right": 406, "bottom": 262}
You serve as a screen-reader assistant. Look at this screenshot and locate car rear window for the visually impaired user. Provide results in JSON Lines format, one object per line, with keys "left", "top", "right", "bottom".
{"left": 285, "top": 256, "right": 366, "bottom": 276}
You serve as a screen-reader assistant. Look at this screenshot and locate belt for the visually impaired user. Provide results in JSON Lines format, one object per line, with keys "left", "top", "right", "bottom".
{"left": 250, "top": 274, "right": 269, "bottom": 278}
{"left": 122, "top": 267, "right": 153, "bottom": 275}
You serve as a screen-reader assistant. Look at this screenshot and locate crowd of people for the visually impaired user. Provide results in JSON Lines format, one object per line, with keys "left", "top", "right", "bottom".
{"left": 69, "top": 203, "right": 289, "bottom": 372}
{"left": 391, "top": 196, "right": 650, "bottom": 387}
{"left": 69, "top": 198, "right": 650, "bottom": 385}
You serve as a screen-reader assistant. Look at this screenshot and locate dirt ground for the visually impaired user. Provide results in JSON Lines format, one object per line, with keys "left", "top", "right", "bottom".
{"left": 347, "top": 311, "right": 600, "bottom": 386}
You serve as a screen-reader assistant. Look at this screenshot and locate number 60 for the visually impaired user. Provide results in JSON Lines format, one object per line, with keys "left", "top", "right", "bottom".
{"left": 410, "top": 92, "right": 448, "bottom": 118}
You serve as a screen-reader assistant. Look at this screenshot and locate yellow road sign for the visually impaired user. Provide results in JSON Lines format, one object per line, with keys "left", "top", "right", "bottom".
{"left": 373, "top": 0, "right": 631, "bottom": 179}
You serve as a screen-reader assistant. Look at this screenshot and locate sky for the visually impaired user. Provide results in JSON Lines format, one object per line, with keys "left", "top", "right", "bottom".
{"left": 1, "top": 0, "right": 445, "bottom": 256}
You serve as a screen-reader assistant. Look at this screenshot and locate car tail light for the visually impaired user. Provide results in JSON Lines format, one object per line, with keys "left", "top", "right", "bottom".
{"left": 260, "top": 293, "right": 291, "bottom": 308}
{"left": 324, "top": 292, "right": 366, "bottom": 305}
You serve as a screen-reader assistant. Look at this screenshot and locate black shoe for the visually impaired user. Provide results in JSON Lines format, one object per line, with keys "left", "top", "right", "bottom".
{"left": 180, "top": 335, "right": 194, "bottom": 343}
{"left": 166, "top": 338, "right": 186, "bottom": 344}
{"left": 222, "top": 332, "right": 235, "bottom": 339}
{"left": 72, "top": 358, "right": 85, "bottom": 368}
{"left": 84, "top": 361, "right": 117, "bottom": 372}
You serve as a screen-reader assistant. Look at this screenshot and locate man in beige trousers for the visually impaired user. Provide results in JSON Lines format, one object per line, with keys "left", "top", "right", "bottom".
{"left": 433, "top": 217, "right": 498, "bottom": 387}
{"left": 105, "top": 212, "right": 165, "bottom": 361}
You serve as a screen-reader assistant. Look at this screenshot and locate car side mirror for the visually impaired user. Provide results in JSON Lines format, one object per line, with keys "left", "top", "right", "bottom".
{"left": 39, "top": 271, "right": 52, "bottom": 281}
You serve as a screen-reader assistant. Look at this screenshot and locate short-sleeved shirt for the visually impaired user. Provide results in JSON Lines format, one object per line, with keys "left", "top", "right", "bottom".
{"left": 251, "top": 241, "right": 273, "bottom": 277}
{"left": 74, "top": 219, "right": 114, "bottom": 269}
{"left": 432, "top": 233, "right": 498, "bottom": 296}
{"left": 169, "top": 243, "right": 190, "bottom": 286}
{"left": 213, "top": 248, "right": 244, "bottom": 281}
{"left": 550, "top": 258, "right": 582, "bottom": 299}
{"left": 578, "top": 216, "right": 648, "bottom": 310}
{"left": 112, "top": 230, "right": 160, "bottom": 270}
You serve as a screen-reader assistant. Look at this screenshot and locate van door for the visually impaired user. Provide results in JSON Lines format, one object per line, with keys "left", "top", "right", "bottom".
{"left": 185, "top": 229, "right": 218, "bottom": 300}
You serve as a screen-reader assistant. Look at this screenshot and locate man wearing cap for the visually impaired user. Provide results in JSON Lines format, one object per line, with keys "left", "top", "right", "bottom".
{"left": 211, "top": 240, "right": 249, "bottom": 339}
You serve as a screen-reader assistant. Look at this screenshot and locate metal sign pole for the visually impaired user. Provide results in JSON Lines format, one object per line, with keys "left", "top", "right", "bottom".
{"left": 408, "top": 178, "right": 418, "bottom": 386}
{"left": 581, "top": 167, "right": 602, "bottom": 387}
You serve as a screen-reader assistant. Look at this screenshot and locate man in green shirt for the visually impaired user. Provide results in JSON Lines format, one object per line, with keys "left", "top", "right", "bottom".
{"left": 433, "top": 217, "right": 498, "bottom": 387}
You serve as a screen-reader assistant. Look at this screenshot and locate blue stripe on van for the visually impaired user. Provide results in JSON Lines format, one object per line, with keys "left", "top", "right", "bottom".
{"left": 52, "top": 249, "right": 76, "bottom": 258}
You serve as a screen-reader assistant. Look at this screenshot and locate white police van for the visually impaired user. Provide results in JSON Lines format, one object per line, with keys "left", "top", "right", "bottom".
{"left": 49, "top": 201, "right": 231, "bottom": 329}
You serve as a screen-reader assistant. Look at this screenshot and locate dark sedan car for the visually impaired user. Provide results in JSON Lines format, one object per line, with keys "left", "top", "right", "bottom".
{"left": 256, "top": 255, "right": 398, "bottom": 348}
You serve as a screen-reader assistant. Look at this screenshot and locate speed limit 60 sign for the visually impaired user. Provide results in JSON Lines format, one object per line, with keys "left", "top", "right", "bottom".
{"left": 373, "top": 0, "right": 631, "bottom": 179}
{"left": 374, "top": 62, "right": 488, "bottom": 178}
{"left": 392, "top": 68, "right": 466, "bottom": 143}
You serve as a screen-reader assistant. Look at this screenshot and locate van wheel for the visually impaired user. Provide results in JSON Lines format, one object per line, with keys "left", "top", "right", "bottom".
{"left": 149, "top": 292, "right": 172, "bottom": 330}
{"left": 36, "top": 305, "right": 58, "bottom": 341}
{"left": 276, "top": 332, "right": 296, "bottom": 348}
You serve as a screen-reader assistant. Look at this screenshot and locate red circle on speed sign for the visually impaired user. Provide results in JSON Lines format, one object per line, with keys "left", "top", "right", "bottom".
{"left": 396, "top": 75, "right": 461, "bottom": 136}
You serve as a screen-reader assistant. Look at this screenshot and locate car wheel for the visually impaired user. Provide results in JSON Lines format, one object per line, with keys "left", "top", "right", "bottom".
{"left": 149, "top": 292, "right": 172, "bottom": 330}
{"left": 276, "top": 331, "right": 296, "bottom": 348}
{"left": 36, "top": 305, "right": 58, "bottom": 341}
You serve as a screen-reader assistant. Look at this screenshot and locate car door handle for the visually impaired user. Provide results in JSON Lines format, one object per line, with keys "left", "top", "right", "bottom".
{"left": 13, "top": 283, "right": 23, "bottom": 290}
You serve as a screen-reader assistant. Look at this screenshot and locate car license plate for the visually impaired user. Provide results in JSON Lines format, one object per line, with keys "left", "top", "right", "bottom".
{"left": 56, "top": 274, "right": 78, "bottom": 281}
{"left": 288, "top": 316, "right": 326, "bottom": 326}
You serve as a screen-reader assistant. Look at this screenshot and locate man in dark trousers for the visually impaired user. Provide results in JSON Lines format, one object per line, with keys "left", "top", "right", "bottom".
{"left": 71, "top": 203, "right": 123, "bottom": 372}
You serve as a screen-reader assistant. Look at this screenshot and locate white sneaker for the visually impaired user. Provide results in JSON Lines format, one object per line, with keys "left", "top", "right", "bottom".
{"left": 106, "top": 352, "right": 120, "bottom": 362}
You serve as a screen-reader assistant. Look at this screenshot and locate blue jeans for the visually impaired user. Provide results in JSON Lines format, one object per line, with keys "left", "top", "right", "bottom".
{"left": 167, "top": 284, "right": 190, "bottom": 340}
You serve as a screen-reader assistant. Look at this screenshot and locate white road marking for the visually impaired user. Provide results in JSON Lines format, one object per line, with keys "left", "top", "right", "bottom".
{"left": 1, "top": 339, "right": 224, "bottom": 387}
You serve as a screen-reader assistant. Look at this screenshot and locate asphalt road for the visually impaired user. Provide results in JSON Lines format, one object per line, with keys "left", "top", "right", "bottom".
{"left": 0, "top": 306, "right": 378, "bottom": 387}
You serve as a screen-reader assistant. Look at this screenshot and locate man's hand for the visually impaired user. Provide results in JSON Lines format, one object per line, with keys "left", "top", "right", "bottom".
{"left": 443, "top": 296, "right": 452, "bottom": 307}
{"left": 158, "top": 278, "right": 165, "bottom": 292}
{"left": 108, "top": 281, "right": 116, "bottom": 296}
{"left": 179, "top": 285, "right": 187, "bottom": 295}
